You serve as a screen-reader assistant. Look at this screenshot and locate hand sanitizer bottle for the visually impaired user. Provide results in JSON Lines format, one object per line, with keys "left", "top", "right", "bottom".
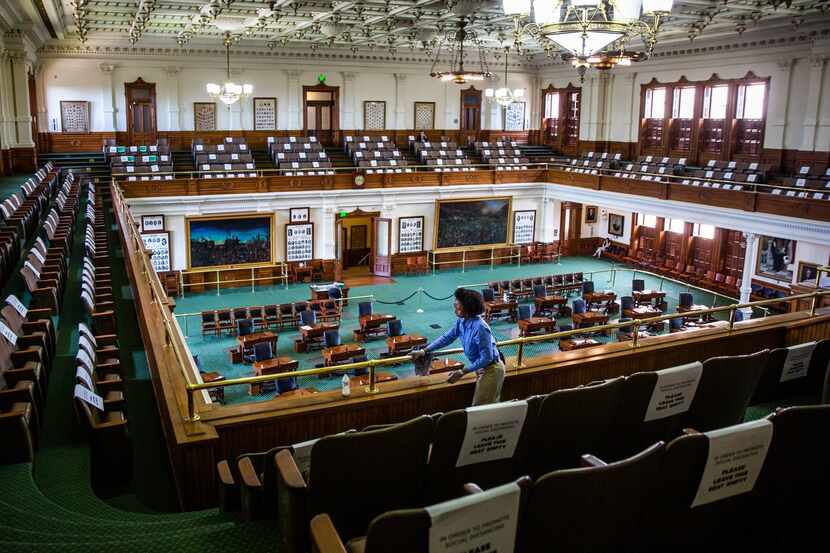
{"left": 341, "top": 374, "right": 351, "bottom": 397}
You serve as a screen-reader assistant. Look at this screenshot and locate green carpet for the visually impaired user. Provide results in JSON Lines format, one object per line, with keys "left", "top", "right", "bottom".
{"left": 174, "top": 257, "right": 739, "bottom": 404}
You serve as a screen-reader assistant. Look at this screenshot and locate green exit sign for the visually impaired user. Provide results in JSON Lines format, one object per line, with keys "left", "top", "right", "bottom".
{"left": 339, "top": 210, "right": 348, "bottom": 218}
{"left": 318, "top": 73, "right": 327, "bottom": 84}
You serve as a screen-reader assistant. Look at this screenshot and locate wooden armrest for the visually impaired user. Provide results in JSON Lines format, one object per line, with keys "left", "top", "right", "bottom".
{"left": 580, "top": 454, "right": 608, "bottom": 468}
{"left": 310, "top": 514, "right": 348, "bottom": 553}
{"left": 94, "top": 333, "right": 119, "bottom": 346}
{"left": 217, "top": 460, "right": 235, "bottom": 486}
{"left": 94, "top": 376, "right": 124, "bottom": 391}
{"left": 0, "top": 383, "right": 35, "bottom": 408}
{"left": 16, "top": 336, "right": 46, "bottom": 356}
{"left": 11, "top": 348, "right": 42, "bottom": 367}
{"left": 21, "top": 321, "right": 51, "bottom": 337}
{"left": 4, "top": 365, "right": 43, "bottom": 389}
{"left": 275, "top": 449, "right": 306, "bottom": 490}
{"left": 26, "top": 308, "right": 54, "bottom": 321}
{"left": 95, "top": 300, "right": 115, "bottom": 311}
{"left": 96, "top": 415, "right": 128, "bottom": 429}
{"left": 239, "top": 456, "right": 263, "bottom": 489}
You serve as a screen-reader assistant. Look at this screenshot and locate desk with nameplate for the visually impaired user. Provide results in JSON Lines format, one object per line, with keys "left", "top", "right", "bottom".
{"left": 250, "top": 356, "right": 299, "bottom": 395}
{"left": 354, "top": 314, "right": 397, "bottom": 341}
{"left": 518, "top": 316, "right": 557, "bottom": 337}
{"left": 232, "top": 331, "right": 278, "bottom": 363}
{"left": 295, "top": 322, "right": 340, "bottom": 352}
{"left": 571, "top": 310, "right": 610, "bottom": 329}
{"left": 633, "top": 289, "right": 666, "bottom": 306}
{"left": 559, "top": 338, "right": 602, "bottom": 351}
{"left": 386, "top": 334, "right": 427, "bottom": 355}
{"left": 309, "top": 284, "right": 350, "bottom": 305}
{"left": 323, "top": 343, "right": 366, "bottom": 366}
{"left": 583, "top": 291, "right": 617, "bottom": 310}
{"left": 533, "top": 294, "right": 568, "bottom": 317}
{"left": 484, "top": 298, "right": 518, "bottom": 322}
{"left": 624, "top": 305, "right": 663, "bottom": 320}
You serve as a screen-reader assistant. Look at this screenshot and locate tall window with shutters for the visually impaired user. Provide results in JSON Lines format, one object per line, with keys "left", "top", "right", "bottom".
{"left": 734, "top": 81, "right": 767, "bottom": 155}
{"left": 670, "top": 86, "right": 696, "bottom": 152}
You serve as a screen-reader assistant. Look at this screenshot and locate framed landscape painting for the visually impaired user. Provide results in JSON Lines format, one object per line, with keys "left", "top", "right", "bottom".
{"left": 186, "top": 214, "right": 274, "bottom": 269}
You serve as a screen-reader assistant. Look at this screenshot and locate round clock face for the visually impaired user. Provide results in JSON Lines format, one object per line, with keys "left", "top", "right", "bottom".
{"left": 355, "top": 174, "right": 365, "bottom": 186}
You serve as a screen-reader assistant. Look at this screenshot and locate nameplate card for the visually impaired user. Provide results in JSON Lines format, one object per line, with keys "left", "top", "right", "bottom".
{"left": 6, "top": 295, "right": 27, "bottom": 317}
{"left": 644, "top": 362, "right": 703, "bottom": 421}
{"left": 291, "top": 438, "right": 319, "bottom": 479}
{"left": 76, "top": 366, "right": 94, "bottom": 389}
{"left": 0, "top": 321, "right": 17, "bottom": 346}
{"left": 456, "top": 401, "right": 528, "bottom": 468}
{"left": 74, "top": 384, "right": 104, "bottom": 411}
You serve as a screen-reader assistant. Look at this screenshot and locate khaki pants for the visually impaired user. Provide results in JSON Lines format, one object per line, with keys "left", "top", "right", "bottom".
{"left": 472, "top": 359, "right": 506, "bottom": 406}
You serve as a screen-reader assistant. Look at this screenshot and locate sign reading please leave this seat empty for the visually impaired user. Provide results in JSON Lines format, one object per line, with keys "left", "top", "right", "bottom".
{"left": 644, "top": 362, "right": 703, "bottom": 422}
{"left": 456, "top": 401, "right": 528, "bottom": 468}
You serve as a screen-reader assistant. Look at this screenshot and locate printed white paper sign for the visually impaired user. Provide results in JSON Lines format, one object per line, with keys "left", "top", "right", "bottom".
{"left": 74, "top": 384, "right": 104, "bottom": 411}
{"left": 644, "top": 362, "right": 703, "bottom": 421}
{"left": 779, "top": 341, "right": 816, "bottom": 382}
{"left": 456, "top": 401, "right": 528, "bottom": 468}
{"left": 5, "top": 295, "right": 27, "bottom": 317}
{"left": 291, "top": 438, "right": 319, "bottom": 478}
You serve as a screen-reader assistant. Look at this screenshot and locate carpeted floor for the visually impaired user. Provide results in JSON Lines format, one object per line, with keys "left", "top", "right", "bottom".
{"left": 174, "top": 256, "right": 740, "bottom": 405}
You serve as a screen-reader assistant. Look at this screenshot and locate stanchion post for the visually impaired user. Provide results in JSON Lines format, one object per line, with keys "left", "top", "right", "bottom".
{"left": 416, "top": 287, "right": 424, "bottom": 313}
{"left": 216, "top": 270, "right": 220, "bottom": 296}
{"left": 251, "top": 267, "right": 255, "bottom": 293}
{"left": 179, "top": 270, "right": 185, "bottom": 298}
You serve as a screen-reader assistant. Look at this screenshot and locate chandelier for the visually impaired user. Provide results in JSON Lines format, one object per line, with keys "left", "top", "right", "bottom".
{"left": 485, "top": 48, "right": 525, "bottom": 107}
{"left": 503, "top": 0, "right": 674, "bottom": 78}
{"left": 430, "top": 19, "right": 495, "bottom": 84}
{"left": 206, "top": 33, "right": 253, "bottom": 106}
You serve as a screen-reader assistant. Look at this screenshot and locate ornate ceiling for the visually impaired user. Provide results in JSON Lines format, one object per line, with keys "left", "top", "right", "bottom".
{"left": 15, "top": 1, "right": 830, "bottom": 64}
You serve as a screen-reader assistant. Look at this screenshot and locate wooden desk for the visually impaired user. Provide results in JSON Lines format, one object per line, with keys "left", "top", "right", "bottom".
{"left": 633, "top": 289, "right": 666, "bottom": 306}
{"left": 584, "top": 291, "right": 617, "bottom": 310}
{"left": 518, "top": 316, "right": 557, "bottom": 337}
{"left": 200, "top": 371, "right": 225, "bottom": 403}
{"left": 235, "top": 331, "right": 278, "bottom": 364}
{"left": 534, "top": 295, "right": 568, "bottom": 317}
{"left": 677, "top": 304, "right": 714, "bottom": 322}
{"left": 350, "top": 371, "right": 398, "bottom": 387}
{"left": 354, "top": 314, "right": 396, "bottom": 341}
{"left": 294, "top": 265, "right": 313, "bottom": 283}
{"left": 428, "top": 358, "right": 465, "bottom": 375}
{"left": 296, "top": 322, "right": 340, "bottom": 352}
{"left": 310, "top": 285, "right": 350, "bottom": 305}
{"left": 560, "top": 338, "right": 601, "bottom": 351}
{"left": 277, "top": 388, "right": 319, "bottom": 399}
{"left": 624, "top": 305, "right": 663, "bottom": 320}
{"left": 484, "top": 299, "right": 518, "bottom": 322}
{"left": 386, "top": 334, "right": 427, "bottom": 355}
{"left": 323, "top": 343, "right": 366, "bottom": 366}
{"left": 250, "top": 356, "right": 299, "bottom": 395}
{"left": 572, "top": 311, "right": 609, "bottom": 328}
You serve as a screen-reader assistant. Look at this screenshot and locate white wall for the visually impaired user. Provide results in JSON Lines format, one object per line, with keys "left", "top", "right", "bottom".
{"left": 39, "top": 57, "right": 536, "bottom": 133}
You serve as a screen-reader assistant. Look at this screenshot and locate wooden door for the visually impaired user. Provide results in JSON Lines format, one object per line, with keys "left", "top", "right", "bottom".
{"left": 372, "top": 217, "right": 392, "bottom": 277}
{"left": 303, "top": 85, "right": 339, "bottom": 146}
{"left": 559, "top": 203, "right": 582, "bottom": 256}
{"left": 460, "top": 86, "right": 482, "bottom": 132}
{"left": 125, "top": 78, "right": 157, "bottom": 145}
{"left": 334, "top": 218, "right": 344, "bottom": 281}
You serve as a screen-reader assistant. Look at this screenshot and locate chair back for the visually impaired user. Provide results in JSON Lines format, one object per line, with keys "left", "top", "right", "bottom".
{"left": 237, "top": 318, "right": 253, "bottom": 336}
{"left": 621, "top": 296, "right": 635, "bottom": 310}
{"left": 482, "top": 288, "right": 495, "bottom": 301}
{"left": 632, "top": 279, "right": 645, "bottom": 292}
{"left": 572, "top": 299, "right": 586, "bottom": 314}
{"left": 328, "top": 286, "right": 342, "bottom": 300}
{"left": 533, "top": 284, "right": 546, "bottom": 298}
{"left": 233, "top": 307, "right": 248, "bottom": 320}
{"left": 323, "top": 330, "right": 341, "bottom": 348}
{"left": 518, "top": 305, "right": 533, "bottom": 321}
{"left": 300, "top": 310, "right": 316, "bottom": 326}
{"left": 618, "top": 317, "right": 632, "bottom": 333}
{"left": 252, "top": 342, "right": 273, "bottom": 362}
{"left": 277, "top": 368, "right": 298, "bottom": 394}
{"left": 358, "top": 301, "right": 373, "bottom": 317}
{"left": 387, "top": 319, "right": 403, "bottom": 337}
{"left": 669, "top": 317, "right": 684, "bottom": 330}
{"left": 201, "top": 311, "right": 216, "bottom": 324}
{"left": 582, "top": 280, "right": 595, "bottom": 294}
{"left": 751, "top": 339, "right": 829, "bottom": 404}
{"left": 679, "top": 293, "right": 693, "bottom": 307}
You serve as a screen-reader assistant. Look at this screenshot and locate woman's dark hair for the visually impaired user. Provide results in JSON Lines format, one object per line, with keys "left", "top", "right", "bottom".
{"left": 454, "top": 288, "right": 485, "bottom": 317}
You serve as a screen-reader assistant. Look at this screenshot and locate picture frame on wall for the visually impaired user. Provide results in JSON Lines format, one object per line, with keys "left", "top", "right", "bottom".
{"left": 141, "top": 231, "right": 172, "bottom": 273}
{"left": 398, "top": 216, "right": 424, "bottom": 253}
{"left": 757, "top": 235, "right": 797, "bottom": 282}
{"left": 60, "top": 100, "right": 91, "bottom": 133}
{"left": 363, "top": 100, "right": 386, "bottom": 130}
{"left": 194, "top": 102, "right": 216, "bottom": 131}
{"left": 414, "top": 102, "right": 436, "bottom": 130}
{"left": 584, "top": 206, "right": 598, "bottom": 224}
{"left": 796, "top": 261, "right": 819, "bottom": 283}
{"left": 289, "top": 207, "right": 310, "bottom": 223}
{"left": 141, "top": 214, "right": 165, "bottom": 232}
{"left": 186, "top": 213, "right": 274, "bottom": 269}
{"left": 608, "top": 213, "right": 625, "bottom": 237}
{"left": 512, "top": 210, "right": 536, "bottom": 244}
{"left": 253, "top": 97, "right": 277, "bottom": 130}
{"left": 285, "top": 222, "right": 314, "bottom": 263}
{"left": 504, "top": 101, "right": 526, "bottom": 131}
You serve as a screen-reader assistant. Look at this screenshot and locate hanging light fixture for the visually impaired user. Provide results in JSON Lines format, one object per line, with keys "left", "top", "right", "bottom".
{"left": 485, "top": 47, "right": 525, "bottom": 107}
{"left": 429, "top": 19, "right": 495, "bottom": 84}
{"left": 504, "top": 0, "right": 673, "bottom": 79}
{"left": 206, "top": 33, "right": 253, "bottom": 105}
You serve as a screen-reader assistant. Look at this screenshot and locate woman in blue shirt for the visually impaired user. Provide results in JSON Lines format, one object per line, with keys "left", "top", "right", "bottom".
{"left": 412, "top": 288, "right": 505, "bottom": 405}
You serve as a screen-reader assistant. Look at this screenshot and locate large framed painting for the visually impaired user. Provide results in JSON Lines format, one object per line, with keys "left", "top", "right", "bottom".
{"left": 186, "top": 213, "right": 274, "bottom": 269}
{"left": 584, "top": 206, "right": 598, "bottom": 224}
{"left": 608, "top": 213, "right": 625, "bottom": 237}
{"left": 253, "top": 97, "right": 277, "bottom": 130}
{"left": 194, "top": 102, "right": 216, "bottom": 131}
{"left": 757, "top": 235, "right": 796, "bottom": 282}
{"left": 60, "top": 100, "right": 91, "bottom": 132}
{"left": 434, "top": 197, "right": 512, "bottom": 251}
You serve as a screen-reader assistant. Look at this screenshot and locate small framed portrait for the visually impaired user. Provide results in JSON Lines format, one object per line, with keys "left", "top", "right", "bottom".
{"left": 290, "top": 207, "right": 310, "bottom": 223}
{"left": 608, "top": 213, "right": 625, "bottom": 237}
{"left": 141, "top": 214, "right": 165, "bottom": 232}
{"left": 796, "top": 261, "right": 819, "bottom": 283}
{"left": 585, "top": 206, "right": 598, "bottom": 224}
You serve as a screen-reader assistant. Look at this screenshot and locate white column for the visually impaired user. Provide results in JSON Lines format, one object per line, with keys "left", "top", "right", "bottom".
{"left": 394, "top": 73, "right": 407, "bottom": 129}
{"left": 7, "top": 54, "right": 34, "bottom": 147}
{"left": 800, "top": 56, "right": 826, "bottom": 152}
{"left": 321, "top": 206, "right": 335, "bottom": 259}
{"left": 164, "top": 66, "right": 181, "bottom": 131}
{"left": 766, "top": 59, "right": 793, "bottom": 150}
{"left": 444, "top": 82, "right": 456, "bottom": 129}
{"left": 285, "top": 69, "right": 302, "bottom": 130}
{"left": 0, "top": 52, "right": 17, "bottom": 147}
{"left": 34, "top": 63, "right": 48, "bottom": 133}
{"left": 341, "top": 72, "right": 355, "bottom": 129}
{"left": 529, "top": 75, "right": 541, "bottom": 130}
{"left": 99, "top": 63, "right": 117, "bottom": 132}
{"left": 739, "top": 232, "right": 759, "bottom": 317}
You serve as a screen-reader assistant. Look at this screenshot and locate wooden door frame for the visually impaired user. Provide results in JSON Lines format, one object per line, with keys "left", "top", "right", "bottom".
{"left": 332, "top": 208, "right": 380, "bottom": 275}
{"left": 125, "top": 77, "right": 157, "bottom": 145}
{"left": 459, "top": 85, "right": 482, "bottom": 132}
{"left": 302, "top": 84, "right": 340, "bottom": 134}
{"left": 559, "top": 202, "right": 582, "bottom": 256}
{"left": 373, "top": 216, "right": 392, "bottom": 277}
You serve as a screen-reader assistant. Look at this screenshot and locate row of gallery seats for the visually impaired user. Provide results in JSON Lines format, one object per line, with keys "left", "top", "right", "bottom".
{"left": 200, "top": 299, "right": 343, "bottom": 336}
{"left": 619, "top": 250, "right": 741, "bottom": 296}
{"left": 215, "top": 344, "right": 829, "bottom": 553}
{"left": 267, "top": 136, "right": 335, "bottom": 175}
{"left": 1, "top": 165, "right": 78, "bottom": 464}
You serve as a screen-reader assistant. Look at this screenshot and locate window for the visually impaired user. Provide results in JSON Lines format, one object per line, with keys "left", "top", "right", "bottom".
{"left": 637, "top": 213, "right": 657, "bottom": 228}
{"left": 667, "top": 218, "right": 685, "bottom": 234}
{"left": 736, "top": 82, "right": 766, "bottom": 119}
{"left": 702, "top": 85, "right": 728, "bottom": 119}
{"left": 693, "top": 223, "right": 715, "bottom": 239}
{"left": 544, "top": 92, "right": 560, "bottom": 119}
{"left": 672, "top": 87, "right": 695, "bottom": 119}
{"left": 644, "top": 88, "right": 666, "bottom": 119}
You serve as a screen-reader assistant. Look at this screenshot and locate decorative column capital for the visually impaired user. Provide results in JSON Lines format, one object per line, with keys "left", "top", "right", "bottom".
{"left": 98, "top": 63, "right": 116, "bottom": 74}
{"left": 284, "top": 69, "right": 303, "bottom": 79}
{"left": 776, "top": 59, "right": 794, "bottom": 72}
{"left": 394, "top": 73, "right": 407, "bottom": 82}
{"left": 742, "top": 232, "right": 758, "bottom": 247}
{"left": 809, "top": 55, "right": 826, "bottom": 69}
{"left": 342, "top": 71, "right": 356, "bottom": 81}
{"left": 164, "top": 66, "right": 181, "bottom": 77}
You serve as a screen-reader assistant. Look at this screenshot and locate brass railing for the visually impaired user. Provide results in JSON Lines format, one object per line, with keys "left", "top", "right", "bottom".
{"left": 178, "top": 264, "right": 289, "bottom": 297}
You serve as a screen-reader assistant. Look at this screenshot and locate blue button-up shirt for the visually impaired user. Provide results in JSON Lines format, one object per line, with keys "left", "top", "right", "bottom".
{"left": 425, "top": 316, "right": 500, "bottom": 374}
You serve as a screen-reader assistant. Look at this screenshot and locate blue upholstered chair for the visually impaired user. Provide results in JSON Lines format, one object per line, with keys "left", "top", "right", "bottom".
{"left": 323, "top": 330, "right": 341, "bottom": 349}
{"left": 618, "top": 317, "right": 633, "bottom": 334}
{"left": 582, "top": 281, "right": 595, "bottom": 295}
{"left": 482, "top": 288, "right": 495, "bottom": 302}
{"left": 572, "top": 299, "right": 586, "bottom": 314}
{"left": 669, "top": 317, "right": 685, "bottom": 332}
{"left": 518, "top": 304, "right": 533, "bottom": 321}
{"left": 387, "top": 319, "right": 403, "bottom": 337}
{"left": 236, "top": 318, "right": 253, "bottom": 337}
{"left": 299, "top": 310, "right": 316, "bottom": 326}
{"left": 679, "top": 293, "right": 694, "bottom": 308}
{"left": 533, "top": 284, "right": 547, "bottom": 298}
{"left": 632, "top": 279, "right": 645, "bottom": 292}
{"left": 621, "top": 296, "right": 635, "bottom": 311}
{"left": 244, "top": 341, "right": 273, "bottom": 364}
{"left": 558, "top": 324, "right": 573, "bottom": 332}
{"left": 358, "top": 301, "right": 373, "bottom": 317}
{"left": 734, "top": 309, "right": 744, "bottom": 322}
{"left": 277, "top": 370, "right": 298, "bottom": 394}
{"left": 328, "top": 286, "right": 342, "bottom": 300}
